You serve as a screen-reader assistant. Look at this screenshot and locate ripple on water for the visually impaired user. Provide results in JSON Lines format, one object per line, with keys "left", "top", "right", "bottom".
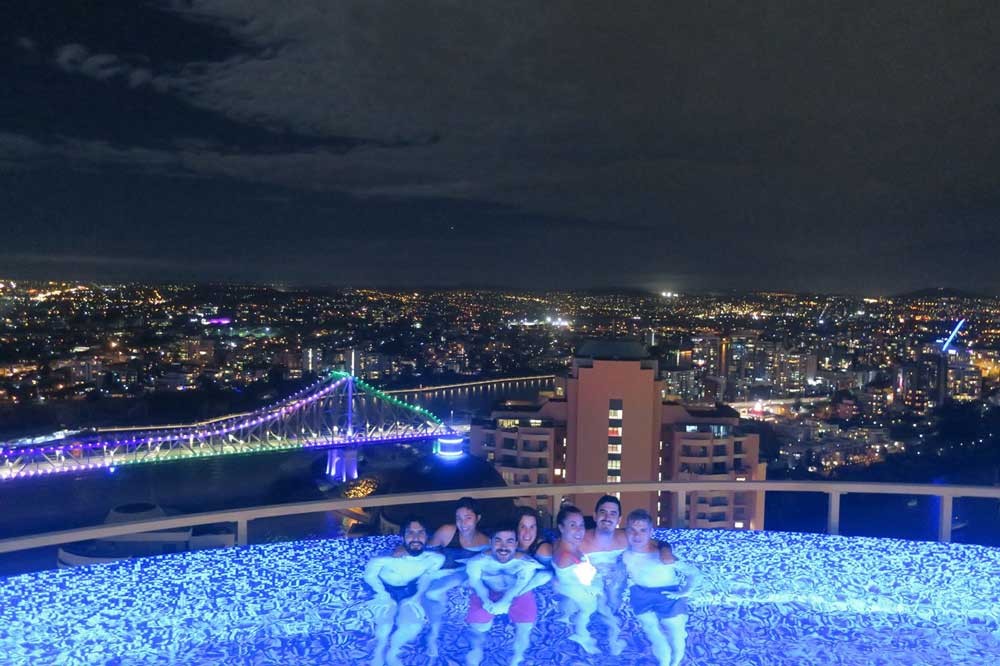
{"left": 0, "top": 530, "right": 998, "bottom": 665}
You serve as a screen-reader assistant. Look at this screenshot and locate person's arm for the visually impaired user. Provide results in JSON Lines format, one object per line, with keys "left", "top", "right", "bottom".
{"left": 674, "top": 561, "right": 702, "bottom": 597}
{"left": 363, "top": 558, "right": 391, "bottom": 600}
{"left": 464, "top": 556, "right": 493, "bottom": 607}
{"left": 534, "top": 541, "right": 553, "bottom": 558}
{"left": 427, "top": 525, "right": 454, "bottom": 548}
{"left": 507, "top": 557, "right": 541, "bottom": 598}
{"left": 657, "top": 540, "right": 674, "bottom": 563}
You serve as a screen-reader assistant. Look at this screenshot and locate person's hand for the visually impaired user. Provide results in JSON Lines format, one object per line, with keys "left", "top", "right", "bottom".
{"left": 491, "top": 600, "right": 512, "bottom": 615}
{"left": 662, "top": 588, "right": 689, "bottom": 599}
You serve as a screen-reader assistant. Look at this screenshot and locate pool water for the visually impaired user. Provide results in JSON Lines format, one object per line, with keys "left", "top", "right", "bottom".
{"left": 1, "top": 530, "right": 998, "bottom": 665}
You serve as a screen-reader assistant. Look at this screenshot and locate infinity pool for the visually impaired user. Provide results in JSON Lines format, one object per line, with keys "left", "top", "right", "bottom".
{"left": 1, "top": 530, "right": 998, "bottom": 665}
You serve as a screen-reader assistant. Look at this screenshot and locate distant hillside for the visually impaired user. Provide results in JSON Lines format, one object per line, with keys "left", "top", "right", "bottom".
{"left": 893, "top": 287, "right": 992, "bottom": 300}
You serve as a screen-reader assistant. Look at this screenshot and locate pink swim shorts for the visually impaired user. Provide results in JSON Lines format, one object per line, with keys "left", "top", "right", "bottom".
{"left": 466, "top": 589, "right": 537, "bottom": 624}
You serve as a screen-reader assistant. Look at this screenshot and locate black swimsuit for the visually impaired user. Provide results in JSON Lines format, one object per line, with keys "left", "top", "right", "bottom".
{"left": 382, "top": 580, "right": 419, "bottom": 603}
{"left": 440, "top": 529, "right": 485, "bottom": 569}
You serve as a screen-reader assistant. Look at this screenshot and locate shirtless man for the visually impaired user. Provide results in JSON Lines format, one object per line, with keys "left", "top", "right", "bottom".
{"left": 363, "top": 517, "right": 445, "bottom": 666}
{"left": 622, "top": 509, "right": 701, "bottom": 666}
{"left": 464, "top": 526, "right": 543, "bottom": 666}
{"left": 583, "top": 495, "right": 678, "bottom": 600}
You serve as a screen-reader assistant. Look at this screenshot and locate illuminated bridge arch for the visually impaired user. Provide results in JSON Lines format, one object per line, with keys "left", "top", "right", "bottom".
{"left": 0, "top": 372, "right": 453, "bottom": 481}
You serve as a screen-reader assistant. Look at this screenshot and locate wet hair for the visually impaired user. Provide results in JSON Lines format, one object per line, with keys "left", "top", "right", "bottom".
{"left": 626, "top": 508, "right": 653, "bottom": 527}
{"left": 595, "top": 494, "right": 622, "bottom": 514}
{"left": 556, "top": 504, "right": 584, "bottom": 527}
{"left": 399, "top": 516, "right": 429, "bottom": 537}
{"left": 455, "top": 496, "right": 481, "bottom": 517}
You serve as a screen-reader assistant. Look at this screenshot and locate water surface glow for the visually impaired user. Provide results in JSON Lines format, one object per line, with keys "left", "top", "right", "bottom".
{"left": 1, "top": 530, "right": 998, "bottom": 665}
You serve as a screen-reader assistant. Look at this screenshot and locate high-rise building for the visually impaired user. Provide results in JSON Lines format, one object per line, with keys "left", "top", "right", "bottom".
{"left": 660, "top": 403, "right": 766, "bottom": 529}
{"left": 301, "top": 347, "right": 324, "bottom": 374}
{"left": 661, "top": 367, "right": 700, "bottom": 402}
{"left": 469, "top": 402, "right": 567, "bottom": 521}
{"left": 469, "top": 340, "right": 765, "bottom": 529}
{"left": 691, "top": 334, "right": 722, "bottom": 377}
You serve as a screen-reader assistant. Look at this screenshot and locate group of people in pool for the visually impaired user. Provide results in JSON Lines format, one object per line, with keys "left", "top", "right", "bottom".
{"left": 363, "top": 495, "right": 701, "bottom": 666}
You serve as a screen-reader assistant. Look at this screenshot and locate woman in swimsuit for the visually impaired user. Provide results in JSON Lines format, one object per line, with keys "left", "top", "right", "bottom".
{"left": 552, "top": 504, "right": 602, "bottom": 655}
{"left": 422, "top": 497, "right": 490, "bottom": 656}
{"left": 514, "top": 506, "right": 554, "bottom": 594}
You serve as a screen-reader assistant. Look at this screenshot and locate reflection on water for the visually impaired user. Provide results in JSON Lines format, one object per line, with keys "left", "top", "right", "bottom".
{"left": 3, "top": 530, "right": 998, "bottom": 665}
{"left": 393, "top": 377, "right": 554, "bottom": 425}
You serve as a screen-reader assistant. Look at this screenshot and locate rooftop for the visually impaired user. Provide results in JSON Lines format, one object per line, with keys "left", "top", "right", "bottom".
{"left": 575, "top": 339, "right": 651, "bottom": 361}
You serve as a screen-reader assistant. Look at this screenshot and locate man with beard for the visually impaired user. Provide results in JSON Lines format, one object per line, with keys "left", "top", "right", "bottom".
{"left": 363, "top": 517, "right": 445, "bottom": 666}
{"left": 464, "top": 525, "right": 542, "bottom": 666}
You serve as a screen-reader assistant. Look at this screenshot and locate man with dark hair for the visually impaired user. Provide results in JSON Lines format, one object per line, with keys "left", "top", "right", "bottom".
{"left": 464, "top": 525, "right": 542, "bottom": 666}
{"left": 623, "top": 508, "right": 701, "bottom": 666}
{"left": 364, "top": 517, "right": 445, "bottom": 666}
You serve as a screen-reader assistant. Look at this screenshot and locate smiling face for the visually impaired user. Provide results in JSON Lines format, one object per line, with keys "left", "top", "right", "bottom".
{"left": 402, "top": 521, "right": 428, "bottom": 556}
{"left": 626, "top": 518, "right": 652, "bottom": 550}
{"left": 517, "top": 514, "right": 538, "bottom": 550}
{"left": 455, "top": 507, "right": 480, "bottom": 537}
{"left": 595, "top": 500, "right": 621, "bottom": 535}
{"left": 492, "top": 530, "right": 518, "bottom": 563}
{"left": 558, "top": 510, "right": 586, "bottom": 546}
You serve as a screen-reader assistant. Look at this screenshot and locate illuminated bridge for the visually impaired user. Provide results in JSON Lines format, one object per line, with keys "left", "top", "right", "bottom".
{"left": 0, "top": 372, "right": 454, "bottom": 482}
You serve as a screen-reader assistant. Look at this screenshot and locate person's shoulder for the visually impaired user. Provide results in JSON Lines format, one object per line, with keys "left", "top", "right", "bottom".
{"left": 613, "top": 529, "right": 629, "bottom": 547}
{"left": 429, "top": 524, "right": 455, "bottom": 546}
{"left": 553, "top": 548, "right": 577, "bottom": 568}
{"left": 465, "top": 550, "right": 492, "bottom": 565}
{"left": 509, "top": 552, "right": 539, "bottom": 566}
{"left": 535, "top": 541, "right": 553, "bottom": 557}
{"left": 365, "top": 554, "right": 392, "bottom": 569}
{"left": 423, "top": 550, "right": 446, "bottom": 567}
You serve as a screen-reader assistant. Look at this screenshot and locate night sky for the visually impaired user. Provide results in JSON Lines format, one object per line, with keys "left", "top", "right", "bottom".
{"left": 3, "top": 2, "right": 999, "bottom": 294}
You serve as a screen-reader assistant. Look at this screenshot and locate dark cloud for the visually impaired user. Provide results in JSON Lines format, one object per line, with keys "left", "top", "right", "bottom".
{"left": 1, "top": 1, "right": 999, "bottom": 293}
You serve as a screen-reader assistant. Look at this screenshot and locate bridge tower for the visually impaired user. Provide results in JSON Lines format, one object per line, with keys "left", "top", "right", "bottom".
{"left": 326, "top": 366, "right": 359, "bottom": 482}
{"left": 325, "top": 447, "right": 358, "bottom": 482}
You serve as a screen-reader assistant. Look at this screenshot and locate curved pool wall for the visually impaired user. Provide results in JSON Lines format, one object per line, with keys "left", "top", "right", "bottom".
{"left": 1, "top": 530, "right": 998, "bottom": 665}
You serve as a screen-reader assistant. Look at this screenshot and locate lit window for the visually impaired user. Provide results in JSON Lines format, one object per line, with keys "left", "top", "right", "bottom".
{"left": 608, "top": 427, "right": 622, "bottom": 437}
{"left": 606, "top": 476, "right": 621, "bottom": 483}
{"left": 608, "top": 460, "right": 621, "bottom": 470}
{"left": 608, "top": 409, "right": 623, "bottom": 419}
{"left": 607, "top": 444, "right": 621, "bottom": 454}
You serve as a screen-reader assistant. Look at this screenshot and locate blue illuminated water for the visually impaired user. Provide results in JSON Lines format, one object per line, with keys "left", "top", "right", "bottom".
{"left": 1, "top": 529, "right": 998, "bottom": 665}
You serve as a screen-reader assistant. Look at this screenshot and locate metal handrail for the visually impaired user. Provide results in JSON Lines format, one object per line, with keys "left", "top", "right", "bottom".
{"left": 1, "top": 480, "right": 998, "bottom": 555}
